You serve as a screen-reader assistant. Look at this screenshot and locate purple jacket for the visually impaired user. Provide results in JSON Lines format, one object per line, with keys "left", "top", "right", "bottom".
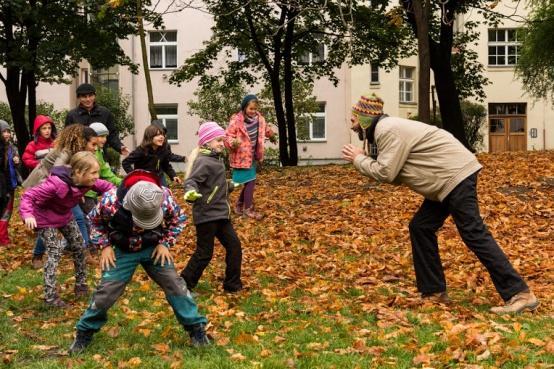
{"left": 20, "top": 166, "right": 114, "bottom": 229}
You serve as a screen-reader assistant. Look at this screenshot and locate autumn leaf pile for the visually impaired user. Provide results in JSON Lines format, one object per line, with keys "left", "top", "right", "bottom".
{"left": 0, "top": 151, "right": 552, "bottom": 368}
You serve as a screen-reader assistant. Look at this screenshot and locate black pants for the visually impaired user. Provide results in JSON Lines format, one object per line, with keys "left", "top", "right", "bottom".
{"left": 409, "top": 172, "right": 528, "bottom": 301}
{"left": 181, "top": 219, "right": 242, "bottom": 292}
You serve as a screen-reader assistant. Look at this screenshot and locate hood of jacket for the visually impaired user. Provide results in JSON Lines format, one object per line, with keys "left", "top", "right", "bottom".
{"left": 50, "top": 165, "right": 73, "bottom": 186}
{"left": 33, "top": 115, "right": 57, "bottom": 142}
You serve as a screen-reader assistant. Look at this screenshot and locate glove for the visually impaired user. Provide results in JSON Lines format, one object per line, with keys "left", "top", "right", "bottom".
{"left": 184, "top": 190, "right": 203, "bottom": 202}
{"left": 231, "top": 181, "right": 242, "bottom": 189}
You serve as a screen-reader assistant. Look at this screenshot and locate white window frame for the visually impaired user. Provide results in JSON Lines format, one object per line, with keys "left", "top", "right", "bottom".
{"left": 370, "top": 63, "right": 379, "bottom": 85}
{"left": 399, "top": 66, "right": 415, "bottom": 103}
{"left": 488, "top": 28, "right": 521, "bottom": 66}
{"left": 156, "top": 105, "right": 179, "bottom": 143}
{"left": 149, "top": 31, "right": 178, "bottom": 70}
{"left": 237, "top": 49, "right": 247, "bottom": 63}
{"left": 300, "top": 44, "right": 327, "bottom": 66}
{"left": 298, "top": 102, "right": 326, "bottom": 142}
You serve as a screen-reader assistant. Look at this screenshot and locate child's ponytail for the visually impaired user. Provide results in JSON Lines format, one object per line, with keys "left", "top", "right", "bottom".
{"left": 184, "top": 147, "right": 200, "bottom": 180}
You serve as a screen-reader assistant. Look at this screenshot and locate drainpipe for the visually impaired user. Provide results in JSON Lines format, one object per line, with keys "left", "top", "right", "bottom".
{"left": 542, "top": 99, "right": 548, "bottom": 150}
{"left": 131, "top": 35, "right": 137, "bottom": 150}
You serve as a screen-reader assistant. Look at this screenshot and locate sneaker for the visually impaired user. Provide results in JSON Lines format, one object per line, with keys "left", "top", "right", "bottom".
{"left": 243, "top": 208, "right": 263, "bottom": 220}
{"left": 32, "top": 255, "right": 44, "bottom": 269}
{"left": 421, "top": 291, "right": 450, "bottom": 304}
{"left": 189, "top": 324, "right": 211, "bottom": 347}
{"left": 45, "top": 297, "right": 68, "bottom": 308}
{"left": 490, "top": 291, "right": 539, "bottom": 314}
{"left": 69, "top": 330, "right": 94, "bottom": 354}
{"left": 74, "top": 284, "right": 89, "bottom": 299}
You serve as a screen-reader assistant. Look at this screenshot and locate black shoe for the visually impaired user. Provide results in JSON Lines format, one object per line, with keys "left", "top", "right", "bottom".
{"left": 189, "top": 324, "right": 211, "bottom": 347}
{"left": 69, "top": 330, "right": 94, "bottom": 354}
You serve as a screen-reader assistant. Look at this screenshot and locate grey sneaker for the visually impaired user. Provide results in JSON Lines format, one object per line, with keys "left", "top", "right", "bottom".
{"left": 69, "top": 330, "right": 94, "bottom": 354}
{"left": 490, "top": 291, "right": 539, "bottom": 314}
{"left": 189, "top": 324, "right": 211, "bottom": 347}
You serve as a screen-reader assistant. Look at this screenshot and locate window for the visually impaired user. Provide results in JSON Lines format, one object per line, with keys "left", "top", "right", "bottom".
{"left": 489, "top": 103, "right": 526, "bottom": 115}
{"left": 300, "top": 43, "right": 326, "bottom": 65}
{"left": 81, "top": 68, "right": 89, "bottom": 84}
{"left": 149, "top": 31, "right": 177, "bottom": 69}
{"left": 370, "top": 63, "right": 379, "bottom": 84}
{"left": 488, "top": 29, "right": 521, "bottom": 66}
{"left": 399, "top": 66, "right": 415, "bottom": 103}
{"left": 237, "top": 49, "right": 247, "bottom": 63}
{"left": 298, "top": 102, "right": 326, "bottom": 141}
{"left": 91, "top": 66, "right": 119, "bottom": 93}
{"left": 155, "top": 105, "right": 178, "bottom": 142}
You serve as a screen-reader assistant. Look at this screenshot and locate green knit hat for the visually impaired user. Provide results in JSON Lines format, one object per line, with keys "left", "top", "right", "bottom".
{"left": 352, "top": 93, "right": 384, "bottom": 129}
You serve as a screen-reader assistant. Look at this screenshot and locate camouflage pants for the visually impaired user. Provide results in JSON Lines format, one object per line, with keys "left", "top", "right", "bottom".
{"left": 38, "top": 220, "right": 87, "bottom": 302}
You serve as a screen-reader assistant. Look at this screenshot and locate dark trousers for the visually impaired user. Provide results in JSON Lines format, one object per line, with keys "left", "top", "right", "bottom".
{"left": 409, "top": 172, "right": 528, "bottom": 301}
{"left": 181, "top": 219, "right": 242, "bottom": 292}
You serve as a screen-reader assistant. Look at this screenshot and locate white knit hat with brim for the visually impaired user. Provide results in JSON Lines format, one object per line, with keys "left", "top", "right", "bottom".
{"left": 123, "top": 181, "right": 164, "bottom": 230}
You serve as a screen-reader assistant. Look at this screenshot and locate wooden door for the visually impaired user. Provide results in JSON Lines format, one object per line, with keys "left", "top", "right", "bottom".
{"left": 488, "top": 116, "right": 526, "bottom": 152}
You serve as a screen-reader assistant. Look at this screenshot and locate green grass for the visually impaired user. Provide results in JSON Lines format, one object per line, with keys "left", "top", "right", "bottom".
{"left": 1, "top": 260, "right": 553, "bottom": 368}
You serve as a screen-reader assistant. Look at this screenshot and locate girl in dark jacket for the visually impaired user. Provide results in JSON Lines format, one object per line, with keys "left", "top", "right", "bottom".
{"left": 0, "top": 121, "right": 21, "bottom": 245}
{"left": 180, "top": 121, "right": 242, "bottom": 293}
{"left": 122, "top": 125, "right": 182, "bottom": 185}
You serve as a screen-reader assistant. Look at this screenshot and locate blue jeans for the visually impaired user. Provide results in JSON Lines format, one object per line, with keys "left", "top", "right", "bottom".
{"left": 72, "top": 205, "right": 90, "bottom": 247}
{"left": 33, "top": 237, "right": 45, "bottom": 257}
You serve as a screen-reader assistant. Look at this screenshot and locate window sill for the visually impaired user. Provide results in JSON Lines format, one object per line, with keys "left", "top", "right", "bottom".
{"left": 168, "top": 140, "right": 179, "bottom": 144}
{"left": 487, "top": 65, "right": 516, "bottom": 70}
{"left": 298, "top": 139, "right": 327, "bottom": 143}
{"left": 149, "top": 68, "right": 178, "bottom": 71}
{"left": 399, "top": 102, "right": 417, "bottom": 106}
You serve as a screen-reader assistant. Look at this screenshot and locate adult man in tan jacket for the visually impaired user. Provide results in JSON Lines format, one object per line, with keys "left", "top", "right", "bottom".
{"left": 342, "top": 94, "right": 538, "bottom": 314}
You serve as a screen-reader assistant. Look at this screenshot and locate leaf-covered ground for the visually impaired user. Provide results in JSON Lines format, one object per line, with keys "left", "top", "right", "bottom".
{"left": 0, "top": 151, "right": 553, "bottom": 368}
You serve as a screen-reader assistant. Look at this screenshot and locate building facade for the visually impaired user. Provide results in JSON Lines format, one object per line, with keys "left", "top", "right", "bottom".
{"left": 1, "top": 1, "right": 552, "bottom": 166}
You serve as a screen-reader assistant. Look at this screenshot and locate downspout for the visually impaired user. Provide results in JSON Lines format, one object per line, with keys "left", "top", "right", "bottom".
{"left": 131, "top": 35, "right": 137, "bottom": 149}
{"left": 542, "top": 99, "right": 548, "bottom": 151}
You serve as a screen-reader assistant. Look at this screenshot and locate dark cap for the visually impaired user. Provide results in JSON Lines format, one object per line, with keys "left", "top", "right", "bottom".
{"left": 76, "top": 83, "right": 96, "bottom": 96}
{"left": 241, "top": 94, "right": 258, "bottom": 111}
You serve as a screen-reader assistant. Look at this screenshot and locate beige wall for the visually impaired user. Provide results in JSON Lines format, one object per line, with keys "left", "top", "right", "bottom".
{"left": 460, "top": 2, "right": 554, "bottom": 151}
{"left": 2, "top": 1, "right": 552, "bottom": 162}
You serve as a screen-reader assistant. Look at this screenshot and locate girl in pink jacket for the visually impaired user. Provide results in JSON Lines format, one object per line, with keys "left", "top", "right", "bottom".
{"left": 225, "top": 95, "right": 276, "bottom": 219}
{"left": 20, "top": 151, "right": 114, "bottom": 308}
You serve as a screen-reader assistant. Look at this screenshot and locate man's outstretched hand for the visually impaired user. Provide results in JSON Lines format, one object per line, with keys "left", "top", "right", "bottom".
{"left": 342, "top": 144, "right": 365, "bottom": 163}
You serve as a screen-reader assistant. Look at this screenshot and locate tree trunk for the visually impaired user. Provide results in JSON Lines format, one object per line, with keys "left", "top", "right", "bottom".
{"left": 429, "top": 9, "right": 470, "bottom": 149}
{"left": 432, "top": 58, "right": 469, "bottom": 148}
{"left": 27, "top": 73, "right": 37, "bottom": 135}
{"left": 412, "top": 0, "right": 431, "bottom": 123}
{"left": 282, "top": 8, "right": 298, "bottom": 166}
{"left": 5, "top": 67, "right": 30, "bottom": 155}
{"left": 137, "top": 0, "right": 157, "bottom": 121}
{"left": 271, "top": 73, "right": 291, "bottom": 165}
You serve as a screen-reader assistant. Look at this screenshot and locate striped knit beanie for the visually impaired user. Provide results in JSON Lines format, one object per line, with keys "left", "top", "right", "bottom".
{"left": 198, "top": 121, "right": 225, "bottom": 146}
{"left": 122, "top": 181, "right": 164, "bottom": 230}
{"left": 352, "top": 93, "right": 384, "bottom": 129}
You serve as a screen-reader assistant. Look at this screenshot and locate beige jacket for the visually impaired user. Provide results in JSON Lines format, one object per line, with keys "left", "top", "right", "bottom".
{"left": 22, "top": 150, "right": 70, "bottom": 189}
{"left": 353, "top": 117, "right": 482, "bottom": 202}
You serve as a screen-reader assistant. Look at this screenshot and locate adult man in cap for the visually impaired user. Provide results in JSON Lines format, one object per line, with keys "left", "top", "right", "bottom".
{"left": 69, "top": 171, "right": 209, "bottom": 354}
{"left": 342, "top": 93, "right": 538, "bottom": 315}
{"left": 65, "top": 83, "right": 129, "bottom": 155}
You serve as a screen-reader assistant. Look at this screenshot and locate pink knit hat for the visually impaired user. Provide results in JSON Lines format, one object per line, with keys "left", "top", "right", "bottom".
{"left": 198, "top": 121, "right": 225, "bottom": 146}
